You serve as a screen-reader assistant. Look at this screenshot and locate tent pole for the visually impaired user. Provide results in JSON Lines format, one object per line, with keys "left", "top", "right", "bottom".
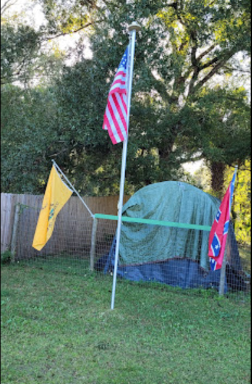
{"left": 111, "top": 22, "right": 140, "bottom": 310}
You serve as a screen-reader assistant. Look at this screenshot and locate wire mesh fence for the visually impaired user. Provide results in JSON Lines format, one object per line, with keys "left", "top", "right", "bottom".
{"left": 10, "top": 203, "right": 251, "bottom": 299}
{"left": 95, "top": 217, "right": 250, "bottom": 297}
{"left": 14, "top": 205, "right": 117, "bottom": 275}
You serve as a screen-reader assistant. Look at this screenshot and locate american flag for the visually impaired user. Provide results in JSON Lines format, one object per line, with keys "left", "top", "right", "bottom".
{"left": 208, "top": 169, "right": 237, "bottom": 271}
{"left": 102, "top": 47, "right": 128, "bottom": 144}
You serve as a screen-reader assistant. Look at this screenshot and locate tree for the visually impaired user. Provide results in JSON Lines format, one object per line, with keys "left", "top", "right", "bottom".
{"left": 1, "top": 85, "right": 59, "bottom": 193}
{"left": 1, "top": 0, "right": 251, "bottom": 196}
{"left": 51, "top": 0, "right": 250, "bottom": 194}
{"left": 177, "top": 86, "right": 251, "bottom": 196}
{"left": 1, "top": 22, "right": 66, "bottom": 86}
{"left": 1, "top": 1, "right": 67, "bottom": 193}
{"left": 1, "top": 0, "right": 66, "bottom": 86}
{"left": 37, "top": 0, "right": 100, "bottom": 39}
{"left": 225, "top": 161, "right": 251, "bottom": 244}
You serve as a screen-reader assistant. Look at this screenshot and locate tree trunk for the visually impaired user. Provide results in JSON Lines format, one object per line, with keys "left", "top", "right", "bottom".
{"left": 210, "top": 161, "right": 225, "bottom": 198}
{"left": 158, "top": 126, "right": 178, "bottom": 162}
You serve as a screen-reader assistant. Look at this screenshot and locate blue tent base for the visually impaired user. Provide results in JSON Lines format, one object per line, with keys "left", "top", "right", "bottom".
{"left": 95, "top": 239, "right": 228, "bottom": 293}
{"left": 95, "top": 252, "right": 248, "bottom": 293}
{"left": 115, "top": 259, "right": 228, "bottom": 293}
{"left": 115, "top": 259, "right": 227, "bottom": 292}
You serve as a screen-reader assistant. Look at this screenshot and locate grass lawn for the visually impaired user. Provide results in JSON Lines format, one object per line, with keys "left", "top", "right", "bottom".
{"left": 1, "top": 263, "right": 251, "bottom": 384}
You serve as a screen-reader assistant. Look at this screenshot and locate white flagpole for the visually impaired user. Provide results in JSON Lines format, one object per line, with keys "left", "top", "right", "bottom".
{"left": 52, "top": 159, "right": 94, "bottom": 218}
{"left": 111, "top": 22, "right": 141, "bottom": 310}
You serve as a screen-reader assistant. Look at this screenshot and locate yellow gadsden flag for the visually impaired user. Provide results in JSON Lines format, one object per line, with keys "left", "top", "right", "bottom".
{"left": 32, "top": 165, "right": 73, "bottom": 251}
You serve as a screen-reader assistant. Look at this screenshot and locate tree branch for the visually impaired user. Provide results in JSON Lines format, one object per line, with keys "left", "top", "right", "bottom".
{"left": 176, "top": 152, "right": 205, "bottom": 164}
{"left": 197, "top": 44, "right": 216, "bottom": 61}
{"left": 1, "top": 0, "right": 19, "bottom": 15}
{"left": 178, "top": 40, "right": 188, "bottom": 52}
{"left": 188, "top": 67, "right": 200, "bottom": 95}
{"left": 222, "top": 65, "right": 251, "bottom": 74}
{"left": 191, "top": 44, "right": 198, "bottom": 67}
{"left": 186, "top": 28, "right": 201, "bottom": 94}
{"left": 167, "top": 2, "right": 178, "bottom": 10}
{"left": 199, "top": 56, "right": 219, "bottom": 70}
{"left": 45, "top": 19, "right": 105, "bottom": 41}
{"left": 209, "top": 0, "right": 218, "bottom": 6}
{"left": 146, "top": 67, "right": 176, "bottom": 105}
{"left": 193, "top": 50, "right": 236, "bottom": 93}
{"left": 171, "top": 0, "right": 187, "bottom": 27}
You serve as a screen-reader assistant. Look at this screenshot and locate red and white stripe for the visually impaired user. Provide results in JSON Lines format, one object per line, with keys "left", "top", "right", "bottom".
{"left": 102, "top": 59, "right": 128, "bottom": 144}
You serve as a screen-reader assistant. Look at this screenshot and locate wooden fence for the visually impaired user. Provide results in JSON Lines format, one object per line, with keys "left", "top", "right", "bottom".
{"left": 1, "top": 193, "right": 130, "bottom": 255}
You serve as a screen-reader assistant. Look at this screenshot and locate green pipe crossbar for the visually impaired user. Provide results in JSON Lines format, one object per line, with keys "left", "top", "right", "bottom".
{"left": 94, "top": 213, "right": 211, "bottom": 231}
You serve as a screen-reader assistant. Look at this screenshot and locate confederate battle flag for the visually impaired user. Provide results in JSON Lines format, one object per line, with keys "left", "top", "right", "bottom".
{"left": 208, "top": 168, "right": 237, "bottom": 271}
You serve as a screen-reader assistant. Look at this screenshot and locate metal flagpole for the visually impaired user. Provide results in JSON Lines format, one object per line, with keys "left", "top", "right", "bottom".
{"left": 111, "top": 22, "right": 141, "bottom": 310}
{"left": 52, "top": 159, "right": 94, "bottom": 218}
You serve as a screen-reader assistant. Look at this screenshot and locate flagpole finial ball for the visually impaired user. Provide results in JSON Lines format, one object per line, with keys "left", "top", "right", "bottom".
{"left": 128, "top": 22, "right": 141, "bottom": 32}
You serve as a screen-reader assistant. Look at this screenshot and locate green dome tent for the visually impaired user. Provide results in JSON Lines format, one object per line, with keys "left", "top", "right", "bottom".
{"left": 100, "top": 181, "right": 245, "bottom": 291}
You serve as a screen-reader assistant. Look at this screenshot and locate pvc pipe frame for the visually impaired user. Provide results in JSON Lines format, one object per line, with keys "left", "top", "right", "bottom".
{"left": 95, "top": 213, "right": 212, "bottom": 231}
{"left": 110, "top": 26, "right": 139, "bottom": 310}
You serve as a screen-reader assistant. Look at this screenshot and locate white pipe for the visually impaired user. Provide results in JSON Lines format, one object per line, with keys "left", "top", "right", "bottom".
{"left": 111, "top": 23, "right": 140, "bottom": 310}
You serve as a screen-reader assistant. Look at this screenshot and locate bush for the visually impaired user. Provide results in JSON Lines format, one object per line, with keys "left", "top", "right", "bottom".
{"left": 1, "top": 251, "right": 12, "bottom": 265}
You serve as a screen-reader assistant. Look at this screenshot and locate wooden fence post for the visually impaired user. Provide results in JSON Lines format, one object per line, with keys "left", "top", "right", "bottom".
{"left": 90, "top": 217, "right": 98, "bottom": 271}
{"left": 10, "top": 203, "right": 20, "bottom": 263}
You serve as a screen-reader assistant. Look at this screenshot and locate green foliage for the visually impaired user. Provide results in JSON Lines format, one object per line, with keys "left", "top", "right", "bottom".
{"left": 1, "top": 23, "right": 41, "bottom": 85}
{"left": 239, "top": 244, "right": 251, "bottom": 273}
{"left": 1, "top": 22, "right": 64, "bottom": 86}
{"left": 186, "top": 164, "right": 212, "bottom": 192}
{"left": 186, "top": 87, "right": 250, "bottom": 164}
{"left": 38, "top": 0, "right": 98, "bottom": 36}
{"left": 1, "top": 250, "right": 12, "bottom": 265}
{"left": 1, "top": 85, "right": 58, "bottom": 193}
{"left": 225, "top": 161, "right": 251, "bottom": 245}
{"left": 187, "top": 161, "right": 251, "bottom": 246}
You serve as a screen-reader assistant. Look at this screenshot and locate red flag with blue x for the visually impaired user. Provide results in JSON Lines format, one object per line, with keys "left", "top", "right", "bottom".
{"left": 208, "top": 168, "right": 237, "bottom": 271}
